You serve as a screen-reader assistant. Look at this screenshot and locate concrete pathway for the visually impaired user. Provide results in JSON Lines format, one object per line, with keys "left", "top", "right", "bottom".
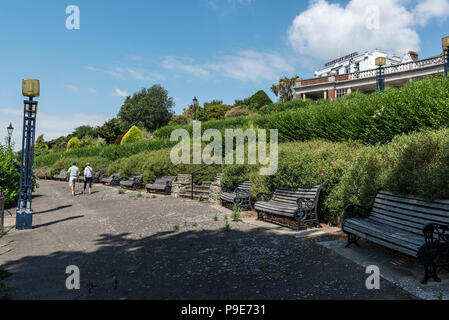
{"left": 0, "top": 180, "right": 414, "bottom": 300}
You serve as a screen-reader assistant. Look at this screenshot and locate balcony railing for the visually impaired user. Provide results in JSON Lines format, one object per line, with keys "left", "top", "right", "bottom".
{"left": 349, "top": 55, "right": 444, "bottom": 80}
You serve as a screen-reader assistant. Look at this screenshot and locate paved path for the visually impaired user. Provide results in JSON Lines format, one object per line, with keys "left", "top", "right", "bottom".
{"left": 0, "top": 181, "right": 414, "bottom": 300}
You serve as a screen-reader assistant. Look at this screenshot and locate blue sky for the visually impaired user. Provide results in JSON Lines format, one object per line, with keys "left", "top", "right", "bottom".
{"left": 1, "top": 0, "right": 448, "bottom": 145}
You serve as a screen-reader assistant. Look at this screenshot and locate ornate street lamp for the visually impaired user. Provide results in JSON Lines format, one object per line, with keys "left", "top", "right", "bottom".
{"left": 192, "top": 96, "right": 199, "bottom": 120}
{"left": 375, "top": 57, "right": 386, "bottom": 92}
{"left": 7, "top": 123, "right": 14, "bottom": 147}
{"left": 442, "top": 36, "right": 449, "bottom": 78}
{"left": 16, "top": 79, "right": 39, "bottom": 230}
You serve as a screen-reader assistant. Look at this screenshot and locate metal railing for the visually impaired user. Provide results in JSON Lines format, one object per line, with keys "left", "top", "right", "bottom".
{"left": 189, "top": 164, "right": 220, "bottom": 200}
{"left": 349, "top": 55, "right": 444, "bottom": 80}
{"left": 0, "top": 187, "right": 5, "bottom": 227}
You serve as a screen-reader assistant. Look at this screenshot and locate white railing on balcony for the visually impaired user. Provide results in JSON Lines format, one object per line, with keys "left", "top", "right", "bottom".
{"left": 349, "top": 55, "right": 444, "bottom": 80}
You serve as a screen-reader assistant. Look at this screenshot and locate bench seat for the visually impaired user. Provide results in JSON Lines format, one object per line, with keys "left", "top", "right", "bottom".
{"left": 342, "top": 190, "right": 449, "bottom": 284}
{"left": 146, "top": 176, "right": 177, "bottom": 194}
{"left": 220, "top": 181, "right": 252, "bottom": 210}
{"left": 254, "top": 185, "right": 325, "bottom": 229}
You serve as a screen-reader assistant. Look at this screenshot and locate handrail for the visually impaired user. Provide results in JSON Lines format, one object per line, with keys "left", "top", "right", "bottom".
{"left": 349, "top": 55, "right": 443, "bottom": 80}
{"left": 189, "top": 164, "right": 220, "bottom": 200}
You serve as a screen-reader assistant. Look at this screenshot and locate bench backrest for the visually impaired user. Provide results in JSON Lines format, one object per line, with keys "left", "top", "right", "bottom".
{"left": 236, "top": 181, "right": 251, "bottom": 192}
{"left": 59, "top": 170, "right": 66, "bottom": 176}
{"left": 154, "top": 176, "right": 177, "bottom": 184}
{"left": 133, "top": 175, "right": 143, "bottom": 183}
{"left": 271, "top": 185, "right": 324, "bottom": 206}
{"left": 369, "top": 190, "right": 449, "bottom": 236}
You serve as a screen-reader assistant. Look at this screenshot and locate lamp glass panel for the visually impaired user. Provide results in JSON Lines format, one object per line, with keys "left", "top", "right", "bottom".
{"left": 22, "top": 79, "right": 40, "bottom": 97}
{"left": 442, "top": 36, "right": 449, "bottom": 49}
{"left": 375, "top": 57, "right": 386, "bottom": 66}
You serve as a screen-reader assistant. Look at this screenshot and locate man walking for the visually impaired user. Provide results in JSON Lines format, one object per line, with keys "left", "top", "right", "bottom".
{"left": 83, "top": 162, "right": 94, "bottom": 195}
{"left": 67, "top": 161, "right": 80, "bottom": 196}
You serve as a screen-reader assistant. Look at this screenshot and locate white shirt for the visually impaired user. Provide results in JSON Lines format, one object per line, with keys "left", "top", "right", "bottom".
{"left": 84, "top": 166, "right": 93, "bottom": 178}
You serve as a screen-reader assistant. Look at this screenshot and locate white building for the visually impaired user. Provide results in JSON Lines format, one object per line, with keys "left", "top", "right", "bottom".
{"left": 294, "top": 49, "right": 443, "bottom": 100}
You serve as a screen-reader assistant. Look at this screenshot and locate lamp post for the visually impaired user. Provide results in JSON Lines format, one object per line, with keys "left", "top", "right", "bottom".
{"left": 375, "top": 57, "right": 386, "bottom": 92}
{"left": 193, "top": 96, "right": 199, "bottom": 120}
{"left": 443, "top": 36, "right": 449, "bottom": 78}
{"left": 7, "top": 123, "right": 14, "bottom": 147}
{"left": 16, "top": 79, "right": 39, "bottom": 230}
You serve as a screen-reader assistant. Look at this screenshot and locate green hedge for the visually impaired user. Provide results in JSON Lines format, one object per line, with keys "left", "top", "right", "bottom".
{"left": 0, "top": 145, "right": 21, "bottom": 208}
{"left": 50, "top": 156, "right": 112, "bottom": 175}
{"left": 108, "top": 148, "right": 221, "bottom": 184}
{"left": 35, "top": 138, "right": 176, "bottom": 168}
{"left": 222, "top": 128, "right": 449, "bottom": 225}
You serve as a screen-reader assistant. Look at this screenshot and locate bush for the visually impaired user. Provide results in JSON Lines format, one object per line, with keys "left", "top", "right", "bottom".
{"left": 67, "top": 137, "right": 81, "bottom": 151}
{"left": 121, "top": 125, "right": 144, "bottom": 145}
{"left": 0, "top": 145, "right": 20, "bottom": 208}
{"left": 205, "top": 105, "right": 234, "bottom": 121}
{"left": 258, "top": 99, "right": 314, "bottom": 115}
{"left": 225, "top": 106, "right": 257, "bottom": 118}
{"left": 248, "top": 90, "right": 272, "bottom": 110}
{"left": 50, "top": 157, "right": 112, "bottom": 175}
{"left": 108, "top": 148, "right": 221, "bottom": 184}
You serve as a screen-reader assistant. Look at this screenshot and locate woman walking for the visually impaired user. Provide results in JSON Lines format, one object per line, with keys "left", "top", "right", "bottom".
{"left": 83, "top": 162, "right": 94, "bottom": 195}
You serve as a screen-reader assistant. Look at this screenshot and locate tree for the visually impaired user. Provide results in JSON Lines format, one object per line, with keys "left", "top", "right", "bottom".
{"left": 120, "top": 125, "right": 144, "bottom": 145}
{"left": 0, "top": 143, "right": 21, "bottom": 208}
{"left": 68, "top": 125, "right": 99, "bottom": 140}
{"left": 205, "top": 105, "right": 233, "bottom": 121}
{"left": 118, "top": 85, "right": 174, "bottom": 132}
{"left": 203, "top": 100, "right": 223, "bottom": 109}
{"left": 270, "top": 75, "right": 301, "bottom": 102}
{"left": 97, "top": 118, "right": 125, "bottom": 144}
{"left": 35, "top": 134, "right": 49, "bottom": 157}
{"left": 249, "top": 90, "right": 272, "bottom": 110}
{"left": 67, "top": 137, "right": 81, "bottom": 151}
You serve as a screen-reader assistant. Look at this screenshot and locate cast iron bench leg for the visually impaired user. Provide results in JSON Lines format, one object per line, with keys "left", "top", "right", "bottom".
{"left": 346, "top": 233, "right": 360, "bottom": 248}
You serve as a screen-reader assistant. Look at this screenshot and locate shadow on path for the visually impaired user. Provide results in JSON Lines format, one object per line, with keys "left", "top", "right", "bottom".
{"left": 34, "top": 205, "right": 72, "bottom": 215}
{"left": 32, "top": 216, "right": 84, "bottom": 229}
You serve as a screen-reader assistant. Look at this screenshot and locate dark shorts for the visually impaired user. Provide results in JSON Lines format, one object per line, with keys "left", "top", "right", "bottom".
{"left": 84, "top": 177, "right": 93, "bottom": 189}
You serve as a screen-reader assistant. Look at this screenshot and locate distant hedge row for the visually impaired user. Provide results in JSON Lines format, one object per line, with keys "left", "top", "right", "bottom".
{"left": 34, "top": 138, "right": 176, "bottom": 168}
{"left": 154, "top": 75, "right": 449, "bottom": 145}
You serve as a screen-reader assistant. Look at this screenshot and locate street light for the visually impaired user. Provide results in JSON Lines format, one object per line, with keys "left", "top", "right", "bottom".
{"left": 193, "top": 96, "right": 199, "bottom": 120}
{"left": 16, "top": 79, "right": 40, "bottom": 230}
{"left": 375, "top": 57, "right": 386, "bottom": 92}
{"left": 7, "top": 123, "right": 13, "bottom": 147}
{"left": 442, "top": 36, "right": 449, "bottom": 78}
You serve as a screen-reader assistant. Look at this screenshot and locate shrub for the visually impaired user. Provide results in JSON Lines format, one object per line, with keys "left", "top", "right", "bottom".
{"left": 169, "top": 114, "right": 190, "bottom": 126}
{"left": 66, "top": 137, "right": 81, "bottom": 151}
{"left": 205, "top": 105, "right": 234, "bottom": 121}
{"left": 50, "top": 157, "right": 111, "bottom": 175}
{"left": 225, "top": 106, "right": 257, "bottom": 118}
{"left": 0, "top": 144, "right": 20, "bottom": 208}
{"left": 121, "top": 125, "right": 144, "bottom": 145}
{"left": 248, "top": 90, "right": 272, "bottom": 110}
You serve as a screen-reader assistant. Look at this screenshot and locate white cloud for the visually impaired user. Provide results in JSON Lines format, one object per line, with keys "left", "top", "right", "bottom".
{"left": 87, "top": 66, "right": 165, "bottom": 82}
{"left": 162, "top": 50, "right": 294, "bottom": 83}
{"left": 287, "top": 0, "right": 449, "bottom": 61}
{"left": 162, "top": 57, "right": 212, "bottom": 79}
{"left": 414, "top": 0, "right": 449, "bottom": 26}
{"left": 64, "top": 84, "right": 80, "bottom": 92}
{"left": 113, "top": 88, "right": 129, "bottom": 98}
{"left": 0, "top": 107, "right": 110, "bottom": 149}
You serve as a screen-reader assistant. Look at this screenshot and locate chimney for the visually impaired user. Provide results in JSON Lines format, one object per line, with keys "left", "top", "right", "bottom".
{"left": 408, "top": 51, "right": 418, "bottom": 61}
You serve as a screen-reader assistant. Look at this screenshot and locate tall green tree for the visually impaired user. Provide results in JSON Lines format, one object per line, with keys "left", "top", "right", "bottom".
{"left": 118, "top": 85, "right": 174, "bottom": 131}
{"left": 97, "top": 118, "right": 125, "bottom": 144}
{"left": 270, "top": 75, "right": 301, "bottom": 102}
{"left": 35, "top": 134, "right": 49, "bottom": 157}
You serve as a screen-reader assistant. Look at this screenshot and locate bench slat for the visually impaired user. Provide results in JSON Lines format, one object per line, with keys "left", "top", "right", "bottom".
{"left": 343, "top": 225, "right": 419, "bottom": 257}
{"left": 376, "top": 193, "right": 449, "bottom": 218}
{"left": 344, "top": 218, "right": 423, "bottom": 247}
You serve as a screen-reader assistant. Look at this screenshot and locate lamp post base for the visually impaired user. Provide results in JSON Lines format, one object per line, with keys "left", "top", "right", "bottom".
{"left": 16, "top": 208, "right": 33, "bottom": 230}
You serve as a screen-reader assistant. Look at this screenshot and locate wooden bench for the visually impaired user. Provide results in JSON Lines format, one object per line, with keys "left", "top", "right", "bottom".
{"left": 146, "top": 176, "right": 177, "bottom": 194}
{"left": 220, "top": 181, "right": 252, "bottom": 210}
{"left": 254, "top": 185, "right": 325, "bottom": 229}
{"left": 120, "top": 175, "right": 144, "bottom": 189}
{"left": 53, "top": 170, "right": 67, "bottom": 181}
{"left": 343, "top": 190, "right": 449, "bottom": 284}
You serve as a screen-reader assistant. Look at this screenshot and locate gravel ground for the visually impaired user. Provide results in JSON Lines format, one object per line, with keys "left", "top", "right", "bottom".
{"left": 0, "top": 180, "right": 415, "bottom": 300}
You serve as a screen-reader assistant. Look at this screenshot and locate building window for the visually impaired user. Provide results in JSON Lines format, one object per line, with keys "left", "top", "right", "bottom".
{"left": 336, "top": 89, "right": 348, "bottom": 99}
